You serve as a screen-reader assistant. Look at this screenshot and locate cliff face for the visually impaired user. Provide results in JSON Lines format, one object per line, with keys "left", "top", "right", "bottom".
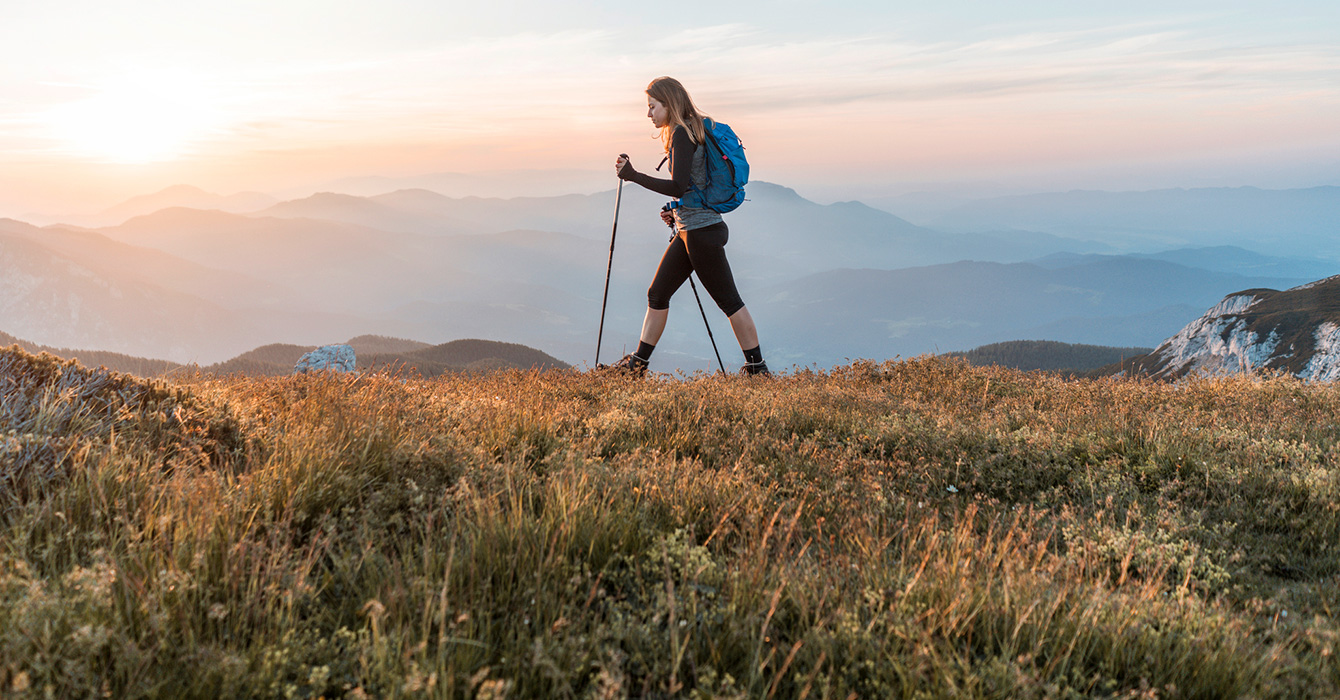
{"left": 1126, "top": 275, "right": 1340, "bottom": 380}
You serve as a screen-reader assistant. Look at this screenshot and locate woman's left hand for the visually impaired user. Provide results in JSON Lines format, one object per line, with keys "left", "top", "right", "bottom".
{"left": 615, "top": 154, "right": 634, "bottom": 180}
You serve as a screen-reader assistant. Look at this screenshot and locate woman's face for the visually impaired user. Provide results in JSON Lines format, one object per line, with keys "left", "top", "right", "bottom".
{"left": 647, "top": 96, "right": 669, "bottom": 128}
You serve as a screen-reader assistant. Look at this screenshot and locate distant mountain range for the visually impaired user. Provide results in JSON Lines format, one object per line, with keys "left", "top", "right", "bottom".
{"left": 20, "top": 185, "right": 279, "bottom": 228}
{"left": 751, "top": 257, "right": 1305, "bottom": 367}
{"left": 1112, "top": 276, "right": 1340, "bottom": 380}
{"left": 318, "top": 168, "right": 611, "bottom": 200}
{"left": 4, "top": 181, "right": 1335, "bottom": 371}
{"left": 919, "top": 186, "right": 1340, "bottom": 260}
{"left": 101, "top": 185, "right": 278, "bottom": 225}
{"left": 1030, "top": 246, "right": 1338, "bottom": 281}
{"left": 0, "top": 331, "right": 568, "bottom": 378}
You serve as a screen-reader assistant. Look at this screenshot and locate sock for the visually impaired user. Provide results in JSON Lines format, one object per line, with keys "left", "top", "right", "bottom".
{"left": 636, "top": 341, "right": 656, "bottom": 362}
{"left": 743, "top": 345, "right": 763, "bottom": 364}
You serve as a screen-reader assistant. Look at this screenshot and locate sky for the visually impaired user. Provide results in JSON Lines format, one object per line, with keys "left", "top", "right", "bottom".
{"left": 2, "top": 0, "right": 1339, "bottom": 216}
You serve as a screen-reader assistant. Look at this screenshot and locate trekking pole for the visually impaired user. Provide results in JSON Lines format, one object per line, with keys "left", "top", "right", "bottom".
{"left": 595, "top": 161, "right": 626, "bottom": 368}
{"left": 688, "top": 274, "right": 727, "bottom": 375}
{"left": 663, "top": 207, "right": 727, "bottom": 375}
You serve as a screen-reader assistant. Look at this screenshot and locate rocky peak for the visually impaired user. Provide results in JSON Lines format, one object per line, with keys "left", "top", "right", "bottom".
{"left": 1126, "top": 274, "right": 1340, "bottom": 380}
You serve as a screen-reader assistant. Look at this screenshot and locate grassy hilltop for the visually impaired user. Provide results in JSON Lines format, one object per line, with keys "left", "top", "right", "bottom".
{"left": 2, "top": 346, "right": 1339, "bottom": 698}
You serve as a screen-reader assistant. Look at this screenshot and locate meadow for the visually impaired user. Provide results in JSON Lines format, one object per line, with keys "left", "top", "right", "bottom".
{"left": 2, "top": 345, "right": 1338, "bottom": 698}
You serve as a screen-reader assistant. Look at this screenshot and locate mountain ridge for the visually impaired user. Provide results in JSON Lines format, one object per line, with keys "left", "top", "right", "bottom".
{"left": 945, "top": 340, "right": 1153, "bottom": 373}
{"left": 924, "top": 186, "right": 1340, "bottom": 259}
{"left": 1108, "top": 275, "right": 1340, "bottom": 380}
{"left": 0, "top": 330, "right": 569, "bottom": 378}
{"left": 753, "top": 258, "right": 1306, "bottom": 367}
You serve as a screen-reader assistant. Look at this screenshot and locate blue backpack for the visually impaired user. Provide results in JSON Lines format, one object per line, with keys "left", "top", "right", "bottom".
{"left": 682, "top": 118, "right": 749, "bottom": 213}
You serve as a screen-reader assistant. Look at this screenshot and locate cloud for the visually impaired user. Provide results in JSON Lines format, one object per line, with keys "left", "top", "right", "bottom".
{"left": 694, "top": 25, "right": 1340, "bottom": 112}
{"left": 2, "top": 14, "right": 1337, "bottom": 189}
{"left": 379, "top": 24, "right": 1330, "bottom": 119}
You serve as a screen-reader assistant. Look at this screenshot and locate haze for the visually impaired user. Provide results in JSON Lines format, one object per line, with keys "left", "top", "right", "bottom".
{"left": 2, "top": 0, "right": 1338, "bottom": 217}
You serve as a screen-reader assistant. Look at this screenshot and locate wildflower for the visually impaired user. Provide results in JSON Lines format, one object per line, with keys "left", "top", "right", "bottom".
{"left": 946, "top": 485, "right": 959, "bottom": 493}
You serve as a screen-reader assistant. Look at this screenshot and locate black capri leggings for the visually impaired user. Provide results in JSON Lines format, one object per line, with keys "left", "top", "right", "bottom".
{"left": 646, "top": 221, "right": 746, "bottom": 316}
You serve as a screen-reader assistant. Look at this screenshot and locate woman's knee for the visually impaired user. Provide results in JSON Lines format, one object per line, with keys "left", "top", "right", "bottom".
{"left": 701, "top": 274, "right": 744, "bottom": 315}
{"left": 647, "top": 286, "right": 671, "bottom": 310}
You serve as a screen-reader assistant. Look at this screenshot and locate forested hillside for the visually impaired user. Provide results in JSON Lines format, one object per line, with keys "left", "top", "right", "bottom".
{"left": 946, "top": 340, "right": 1153, "bottom": 372}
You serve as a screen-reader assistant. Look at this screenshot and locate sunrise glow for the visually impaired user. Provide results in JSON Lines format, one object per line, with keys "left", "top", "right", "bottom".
{"left": 0, "top": 1, "right": 1336, "bottom": 216}
{"left": 44, "top": 71, "right": 222, "bottom": 164}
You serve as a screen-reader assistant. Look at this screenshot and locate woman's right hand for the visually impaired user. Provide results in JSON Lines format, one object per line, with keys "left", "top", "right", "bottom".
{"left": 660, "top": 208, "right": 675, "bottom": 226}
{"left": 615, "top": 154, "right": 633, "bottom": 180}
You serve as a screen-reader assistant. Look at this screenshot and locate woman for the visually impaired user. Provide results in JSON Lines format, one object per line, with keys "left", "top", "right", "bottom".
{"left": 611, "top": 76, "right": 769, "bottom": 376}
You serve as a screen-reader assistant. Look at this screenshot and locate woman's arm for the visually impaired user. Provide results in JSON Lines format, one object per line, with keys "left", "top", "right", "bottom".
{"left": 617, "top": 127, "right": 694, "bottom": 198}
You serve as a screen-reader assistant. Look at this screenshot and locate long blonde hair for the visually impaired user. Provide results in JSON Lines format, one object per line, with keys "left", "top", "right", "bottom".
{"left": 646, "top": 76, "right": 708, "bottom": 152}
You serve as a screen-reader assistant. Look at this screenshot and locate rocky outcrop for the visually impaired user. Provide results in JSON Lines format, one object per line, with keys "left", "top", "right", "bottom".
{"left": 294, "top": 344, "right": 356, "bottom": 373}
{"left": 1123, "top": 275, "right": 1340, "bottom": 380}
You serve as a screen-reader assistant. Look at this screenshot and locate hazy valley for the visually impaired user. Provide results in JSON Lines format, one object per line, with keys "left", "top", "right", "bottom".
{"left": 4, "top": 181, "right": 1338, "bottom": 372}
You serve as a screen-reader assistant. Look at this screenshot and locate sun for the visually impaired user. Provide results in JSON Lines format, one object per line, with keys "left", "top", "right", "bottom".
{"left": 47, "top": 71, "right": 220, "bottom": 164}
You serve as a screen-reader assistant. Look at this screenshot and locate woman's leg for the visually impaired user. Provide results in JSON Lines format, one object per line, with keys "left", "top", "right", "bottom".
{"left": 682, "top": 223, "right": 757, "bottom": 348}
{"left": 640, "top": 307, "right": 669, "bottom": 345}
{"left": 726, "top": 305, "right": 759, "bottom": 350}
{"left": 682, "top": 223, "right": 767, "bottom": 372}
{"left": 633, "top": 233, "right": 693, "bottom": 358}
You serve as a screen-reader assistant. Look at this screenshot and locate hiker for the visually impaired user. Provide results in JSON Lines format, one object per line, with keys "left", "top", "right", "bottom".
{"left": 610, "top": 76, "right": 769, "bottom": 376}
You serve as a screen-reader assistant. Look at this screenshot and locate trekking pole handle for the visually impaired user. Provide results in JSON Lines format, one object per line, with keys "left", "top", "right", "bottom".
{"left": 662, "top": 203, "right": 676, "bottom": 240}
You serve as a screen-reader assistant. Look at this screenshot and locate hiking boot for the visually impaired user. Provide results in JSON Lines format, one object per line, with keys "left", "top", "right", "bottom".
{"left": 740, "top": 360, "right": 771, "bottom": 376}
{"left": 598, "top": 353, "right": 649, "bottom": 376}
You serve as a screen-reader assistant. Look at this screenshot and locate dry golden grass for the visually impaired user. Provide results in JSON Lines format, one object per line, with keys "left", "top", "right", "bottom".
{"left": 2, "top": 347, "right": 1338, "bottom": 698}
